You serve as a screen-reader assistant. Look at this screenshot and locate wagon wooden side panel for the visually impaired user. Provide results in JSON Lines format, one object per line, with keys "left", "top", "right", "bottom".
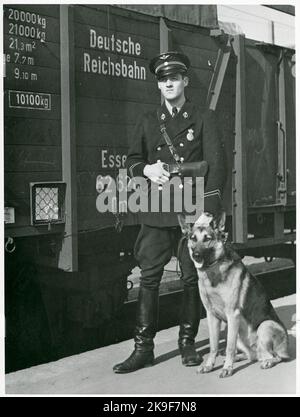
{"left": 73, "top": 5, "right": 160, "bottom": 234}
{"left": 4, "top": 5, "right": 62, "bottom": 235}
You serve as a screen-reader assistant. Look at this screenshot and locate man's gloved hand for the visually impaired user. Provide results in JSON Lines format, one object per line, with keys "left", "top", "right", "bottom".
{"left": 143, "top": 161, "right": 170, "bottom": 185}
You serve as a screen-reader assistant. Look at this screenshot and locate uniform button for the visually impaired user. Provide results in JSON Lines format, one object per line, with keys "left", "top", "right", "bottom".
{"left": 180, "top": 157, "right": 185, "bottom": 162}
{"left": 157, "top": 146, "right": 161, "bottom": 151}
{"left": 179, "top": 143, "right": 184, "bottom": 147}
{"left": 179, "top": 184, "right": 184, "bottom": 189}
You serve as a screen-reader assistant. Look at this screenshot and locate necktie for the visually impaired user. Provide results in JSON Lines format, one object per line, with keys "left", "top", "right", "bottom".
{"left": 172, "top": 107, "right": 178, "bottom": 118}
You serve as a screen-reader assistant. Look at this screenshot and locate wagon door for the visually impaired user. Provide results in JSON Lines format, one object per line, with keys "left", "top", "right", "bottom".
{"left": 244, "top": 40, "right": 295, "bottom": 209}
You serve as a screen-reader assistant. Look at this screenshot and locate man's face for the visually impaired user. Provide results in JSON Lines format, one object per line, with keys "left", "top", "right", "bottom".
{"left": 157, "top": 73, "right": 189, "bottom": 102}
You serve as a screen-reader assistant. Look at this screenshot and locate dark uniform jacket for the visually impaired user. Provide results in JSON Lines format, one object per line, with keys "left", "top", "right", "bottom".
{"left": 126, "top": 99, "right": 226, "bottom": 227}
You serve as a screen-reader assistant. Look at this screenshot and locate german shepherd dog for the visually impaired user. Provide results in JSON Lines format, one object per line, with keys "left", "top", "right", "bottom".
{"left": 179, "top": 212, "right": 289, "bottom": 378}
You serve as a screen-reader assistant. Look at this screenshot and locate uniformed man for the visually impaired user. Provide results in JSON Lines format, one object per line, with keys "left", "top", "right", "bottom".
{"left": 113, "top": 51, "right": 226, "bottom": 373}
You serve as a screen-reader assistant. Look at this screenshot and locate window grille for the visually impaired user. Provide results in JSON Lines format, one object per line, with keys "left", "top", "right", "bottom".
{"left": 30, "top": 182, "right": 66, "bottom": 226}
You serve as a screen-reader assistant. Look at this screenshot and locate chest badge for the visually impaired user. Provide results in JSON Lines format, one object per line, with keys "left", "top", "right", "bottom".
{"left": 187, "top": 129, "right": 194, "bottom": 141}
{"left": 160, "top": 113, "right": 166, "bottom": 120}
{"left": 183, "top": 112, "right": 188, "bottom": 119}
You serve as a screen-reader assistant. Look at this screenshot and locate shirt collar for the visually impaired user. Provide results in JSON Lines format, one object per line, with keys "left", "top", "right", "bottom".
{"left": 164, "top": 98, "right": 186, "bottom": 116}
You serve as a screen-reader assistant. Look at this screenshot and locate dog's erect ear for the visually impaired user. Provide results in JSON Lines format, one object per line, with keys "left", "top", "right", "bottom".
{"left": 213, "top": 210, "right": 226, "bottom": 232}
{"left": 219, "top": 210, "right": 226, "bottom": 231}
{"left": 178, "top": 214, "right": 192, "bottom": 235}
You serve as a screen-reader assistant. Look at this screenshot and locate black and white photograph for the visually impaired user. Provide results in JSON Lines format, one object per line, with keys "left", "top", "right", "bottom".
{"left": 1, "top": 1, "right": 297, "bottom": 398}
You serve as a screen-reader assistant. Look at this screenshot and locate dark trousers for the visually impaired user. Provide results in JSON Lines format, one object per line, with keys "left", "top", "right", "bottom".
{"left": 134, "top": 224, "right": 198, "bottom": 290}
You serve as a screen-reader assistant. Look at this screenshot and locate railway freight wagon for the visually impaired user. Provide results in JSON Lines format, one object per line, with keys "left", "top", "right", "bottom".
{"left": 4, "top": 5, "right": 296, "bottom": 372}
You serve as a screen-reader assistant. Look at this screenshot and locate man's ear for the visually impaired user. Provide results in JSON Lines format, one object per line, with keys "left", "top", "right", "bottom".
{"left": 178, "top": 214, "right": 192, "bottom": 235}
{"left": 183, "top": 75, "right": 189, "bottom": 87}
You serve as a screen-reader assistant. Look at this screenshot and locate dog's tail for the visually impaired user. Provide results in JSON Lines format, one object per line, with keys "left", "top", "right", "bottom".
{"left": 273, "top": 325, "right": 290, "bottom": 360}
{"left": 275, "top": 342, "right": 290, "bottom": 360}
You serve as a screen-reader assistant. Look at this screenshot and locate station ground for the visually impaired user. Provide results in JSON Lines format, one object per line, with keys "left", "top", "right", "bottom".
{"left": 5, "top": 293, "right": 297, "bottom": 396}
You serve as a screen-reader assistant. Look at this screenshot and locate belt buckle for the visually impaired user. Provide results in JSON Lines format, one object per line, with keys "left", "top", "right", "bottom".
{"left": 168, "top": 163, "right": 180, "bottom": 175}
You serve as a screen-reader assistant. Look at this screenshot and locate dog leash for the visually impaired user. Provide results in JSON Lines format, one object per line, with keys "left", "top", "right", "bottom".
{"left": 176, "top": 234, "right": 188, "bottom": 278}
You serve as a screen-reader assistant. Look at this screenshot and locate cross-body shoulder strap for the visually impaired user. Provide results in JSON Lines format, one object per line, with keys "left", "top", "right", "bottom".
{"left": 157, "top": 110, "right": 181, "bottom": 167}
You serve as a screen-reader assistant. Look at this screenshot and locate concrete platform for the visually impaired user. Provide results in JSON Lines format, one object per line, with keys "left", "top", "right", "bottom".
{"left": 5, "top": 294, "right": 297, "bottom": 396}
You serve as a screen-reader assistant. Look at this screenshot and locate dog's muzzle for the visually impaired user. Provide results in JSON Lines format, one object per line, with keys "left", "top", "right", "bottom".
{"left": 191, "top": 249, "right": 204, "bottom": 269}
{"left": 192, "top": 249, "right": 201, "bottom": 261}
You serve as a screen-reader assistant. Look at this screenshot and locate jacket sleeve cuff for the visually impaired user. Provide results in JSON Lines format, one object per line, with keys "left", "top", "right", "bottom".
{"left": 204, "top": 189, "right": 222, "bottom": 216}
{"left": 128, "top": 162, "right": 147, "bottom": 178}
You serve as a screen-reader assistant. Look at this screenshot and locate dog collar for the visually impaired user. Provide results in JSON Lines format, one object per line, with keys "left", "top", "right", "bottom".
{"left": 203, "top": 258, "right": 223, "bottom": 270}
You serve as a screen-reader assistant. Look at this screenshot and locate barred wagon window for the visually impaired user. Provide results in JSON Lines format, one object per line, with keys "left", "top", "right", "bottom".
{"left": 30, "top": 182, "right": 66, "bottom": 225}
{"left": 35, "top": 187, "right": 59, "bottom": 221}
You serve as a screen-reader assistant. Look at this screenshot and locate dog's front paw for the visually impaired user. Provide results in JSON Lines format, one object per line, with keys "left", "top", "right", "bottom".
{"left": 219, "top": 366, "right": 234, "bottom": 378}
{"left": 197, "top": 364, "right": 214, "bottom": 374}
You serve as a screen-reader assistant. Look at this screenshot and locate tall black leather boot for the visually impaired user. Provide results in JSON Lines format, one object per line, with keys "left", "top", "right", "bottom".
{"left": 113, "top": 287, "right": 158, "bottom": 373}
{"left": 178, "top": 285, "right": 203, "bottom": 366}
